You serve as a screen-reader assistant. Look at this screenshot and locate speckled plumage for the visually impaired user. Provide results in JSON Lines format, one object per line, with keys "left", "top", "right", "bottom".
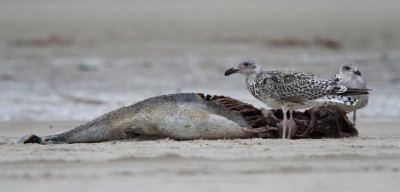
{"left": 333, "top": 62, "right": 369, "bottom": 126}
{"left": 245, "top": 69, "right": 357, "bottom": 110}
{"left": 334, "top": 62, "right": 368, "bottom": 112}
{"left": 225, "top": 60, "right": 369, "bottom": 139}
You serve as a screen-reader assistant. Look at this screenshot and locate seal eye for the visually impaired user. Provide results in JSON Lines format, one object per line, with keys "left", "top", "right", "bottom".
{"left": 243, "top": 63, "right": 250, "bottom": 67}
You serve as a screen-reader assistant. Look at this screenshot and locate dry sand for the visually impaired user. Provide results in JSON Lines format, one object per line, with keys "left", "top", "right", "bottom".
{"left": 1, "top": 121, "right": 400, "bottom": 192}
{"left": 1, "top": 0, "right": 400, "bottom": 191}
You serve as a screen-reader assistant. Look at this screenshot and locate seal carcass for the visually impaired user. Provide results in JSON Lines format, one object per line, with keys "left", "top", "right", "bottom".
{"left": 17, "top": 93, "right": 257, "bottom": 144}
{"left": 17, "top": 93, "right": 358, "bottom": 144}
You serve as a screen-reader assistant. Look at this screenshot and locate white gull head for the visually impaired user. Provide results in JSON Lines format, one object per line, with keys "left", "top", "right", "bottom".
{"left": 224, "top": 60, "right": 262, "bottom": 77}
{"left": 340, "top": 62, "right": 361, "bottom": 77}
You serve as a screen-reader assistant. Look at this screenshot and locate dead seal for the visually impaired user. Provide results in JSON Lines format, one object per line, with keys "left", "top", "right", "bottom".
{"left": 17, "top": 93, "right": 257, "bottom": 144}
{"left": 16, "top": 93, "right": 358, "bottom": 144}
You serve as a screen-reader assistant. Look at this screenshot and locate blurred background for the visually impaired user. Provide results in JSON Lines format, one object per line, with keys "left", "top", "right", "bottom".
{"left": 0, "top": 0, "right": 399, "bottom": 121}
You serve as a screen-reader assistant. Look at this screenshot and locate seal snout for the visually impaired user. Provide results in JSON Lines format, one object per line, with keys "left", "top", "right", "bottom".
{"left": 225, "top": 67, "right": 239, "bottom": 76}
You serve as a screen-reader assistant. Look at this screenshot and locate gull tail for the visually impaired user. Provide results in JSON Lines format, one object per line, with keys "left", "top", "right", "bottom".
{"left": 340, "top": 88, "right": 370, "bottom": 96}
{"left": 332, "top": 85, "right": 370, "bottom": 95}
{"left": 317, "top": 95, "right": 358, "bottom": 106}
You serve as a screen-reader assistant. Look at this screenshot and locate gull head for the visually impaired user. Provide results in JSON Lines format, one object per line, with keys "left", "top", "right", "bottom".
{"left": 224, "top": 60, "right": 262, "bottom": 77}
{"left": 340, "top": 62, "right": 361, "bottom": 76}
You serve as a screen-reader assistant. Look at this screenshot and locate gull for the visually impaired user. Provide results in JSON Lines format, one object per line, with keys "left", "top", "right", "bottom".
{"left": 224, "top": 60, "right": 369, "bottom": 139}
{"left": 334, "top": 62, "right": 369, "bottom": 126}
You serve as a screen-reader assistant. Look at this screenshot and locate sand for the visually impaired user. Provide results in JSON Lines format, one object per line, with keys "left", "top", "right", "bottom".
{"left": 1, "top": 121, "right": 400, "bottom": 192}
{"left": 1, "top": 0, "right": 400, "bottom": 191}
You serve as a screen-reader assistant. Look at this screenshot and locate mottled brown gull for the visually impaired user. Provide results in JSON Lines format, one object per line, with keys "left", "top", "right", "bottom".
{"left": 225, "top": 60, "right": 369, "bottom": 139}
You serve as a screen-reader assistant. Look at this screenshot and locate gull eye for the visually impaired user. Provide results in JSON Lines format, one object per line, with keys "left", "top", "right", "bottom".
{"left": 242, "top": 61, "right": 255, "bottom": 68}
{"left": 343, "top": 66, "right": 350, "bottom": 71}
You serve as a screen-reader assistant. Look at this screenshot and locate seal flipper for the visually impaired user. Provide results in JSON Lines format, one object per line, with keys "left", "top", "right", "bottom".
{"left": 16, "top": 134, "right": 42, "bottom": 144}
{"left": 16, "top": 134, "right": 66, "bottom": 144}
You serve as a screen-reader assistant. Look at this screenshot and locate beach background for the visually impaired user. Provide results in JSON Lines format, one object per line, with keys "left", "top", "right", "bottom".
{"left": 1, "top": 0, "right": 399, "bottom": 191}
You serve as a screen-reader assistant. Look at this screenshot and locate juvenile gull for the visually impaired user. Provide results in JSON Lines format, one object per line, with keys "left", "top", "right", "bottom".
{"left": 225, "top": 60, "right": 369, "bottom": 139}
{"left": 334, "top": 62, "right": 369, "bottom": 126}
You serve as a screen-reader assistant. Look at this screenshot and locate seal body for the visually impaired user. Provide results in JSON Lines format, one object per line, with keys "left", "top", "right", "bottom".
{"left": 17, "top": 93, "right": 256, "bottom": 144}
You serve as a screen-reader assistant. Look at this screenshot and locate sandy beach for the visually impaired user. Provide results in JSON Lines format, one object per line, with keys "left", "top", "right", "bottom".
{"left": 1, "top": 121, "right": 400, "bottom": 191}
{"left": 1, "top": 0, "right": 400, "bottom": 191}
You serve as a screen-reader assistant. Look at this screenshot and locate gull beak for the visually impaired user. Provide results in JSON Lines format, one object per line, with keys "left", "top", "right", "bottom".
{"left": 224, "top": 67, "right": 240, "bottom": 76}
{"left": 353, "top": 70, "right": 361, "bottom": 76}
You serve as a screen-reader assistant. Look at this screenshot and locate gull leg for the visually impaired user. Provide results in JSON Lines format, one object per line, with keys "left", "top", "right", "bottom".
{"left": 353, "top": 110, "right": 357, "bottom": 127}
{"left": 288, "top": 109, "right": 294, "bottom": 139}
{"left": 282, "top": 106, "right": 288, "bottom": 139}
